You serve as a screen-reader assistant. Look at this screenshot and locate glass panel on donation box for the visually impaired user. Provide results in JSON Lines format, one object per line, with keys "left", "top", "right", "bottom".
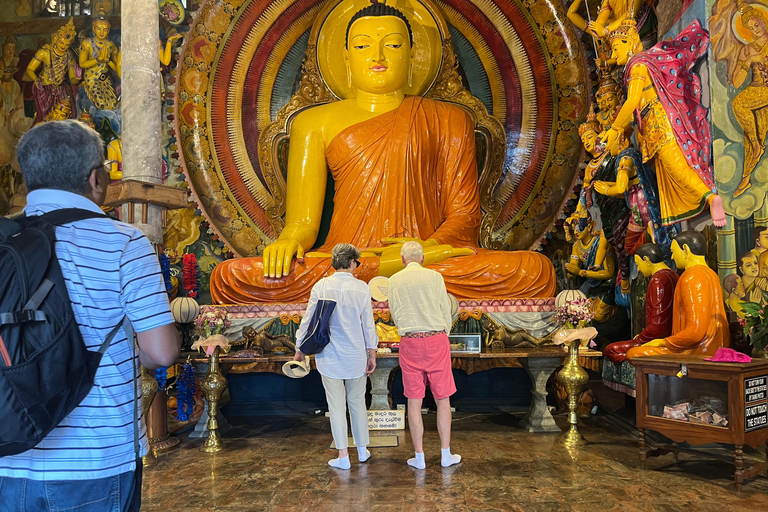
{"left": 647, "top": 375, "right": 729, "bottom": 427}
{"left": 449, "top": 334, "right": 482, "bottom": 354}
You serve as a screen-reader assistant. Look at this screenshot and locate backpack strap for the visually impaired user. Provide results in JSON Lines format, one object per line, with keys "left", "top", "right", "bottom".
{"left": 37, "top": 207, "right": 108, "bottom": 226}
{"left": 0, "top": 278, "right": 54, "bottom": 325}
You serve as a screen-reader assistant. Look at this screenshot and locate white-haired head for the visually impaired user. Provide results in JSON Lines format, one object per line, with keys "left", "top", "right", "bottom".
{"left": 400, "top": 241, "right": 424, "bottom": 265}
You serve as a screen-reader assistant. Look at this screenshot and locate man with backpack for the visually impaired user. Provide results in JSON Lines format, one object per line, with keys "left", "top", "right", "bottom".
{"left": 0, "top": 120, "right": 180, "bottom": 511}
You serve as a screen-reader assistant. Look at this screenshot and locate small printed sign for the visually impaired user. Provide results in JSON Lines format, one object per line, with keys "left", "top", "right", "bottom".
{"left": 745, "top": 402, "right": 768, "bottom": 432}
{"left": 367, "top": 410, "right": 405, "bottom": 430}
{"left": 745, "top": 375, "right": 768, "bottom": 404}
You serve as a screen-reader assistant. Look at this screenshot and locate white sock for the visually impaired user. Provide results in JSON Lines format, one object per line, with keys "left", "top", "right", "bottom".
{"left": 357, "top": 446, "right": 371, "bottom": 462}
{"left": 441, "top": 448, "right": 461, "bottom": 467}
{"left": 328, "top": 455, "right": 351, "bottom": 470}
{"left": 407, "top": 452, "right": 426, "bottom": 469}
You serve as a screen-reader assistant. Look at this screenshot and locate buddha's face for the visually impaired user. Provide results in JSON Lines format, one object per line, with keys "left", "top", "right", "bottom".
{"left": 611, "top": 37, "right": 632, "bottom": 66}
{"left": 741, "top": 254, "right": 759, "bottom": 277}
{"left": 93, "top": 20, "right": 111, "bottom": 42}
{"left": 346, "top": 16, "right": 412, "bottom": 94}
{"left": 581, "top": 130, "right": 598, "bottom": 154}
{"left": 670, "top": 240, "right": 686, "bottom": 269}
{"left": 596, "top": 91, "right": 619, "bottom": 113}
{"left": 634, "top": 255, "right": 654, "bottom": 278}
{"left": 746, "top": 16, "right": 767, "bottom": 38}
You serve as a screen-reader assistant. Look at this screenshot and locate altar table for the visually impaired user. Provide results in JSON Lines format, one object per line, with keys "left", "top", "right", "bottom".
{"left": 191, "top": 348, "right": 602, "bottom": 434}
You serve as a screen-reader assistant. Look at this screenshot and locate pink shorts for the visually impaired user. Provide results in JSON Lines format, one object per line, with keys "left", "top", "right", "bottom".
{"left": 399, "top": 332, "right": 456, "bottom": 400}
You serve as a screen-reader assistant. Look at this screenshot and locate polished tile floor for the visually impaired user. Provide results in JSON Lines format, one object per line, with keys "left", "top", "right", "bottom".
{"left": 141, "top": 410, "right": 768, "bottom": 511}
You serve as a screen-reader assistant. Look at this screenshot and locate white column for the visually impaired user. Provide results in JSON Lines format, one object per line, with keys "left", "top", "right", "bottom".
{"left": 120, "top": 0, "right": 163, "bottom": 243}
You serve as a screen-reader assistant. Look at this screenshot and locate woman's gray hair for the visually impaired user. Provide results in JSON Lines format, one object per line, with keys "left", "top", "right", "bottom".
{"left": 400, "top": 241, "right": 423, "bottom": 263}
{"left": 331, "top": 243, "right": 361, "bottom": 270}
{"left": 16, "top": 120, "right": 104, "bottom": 194}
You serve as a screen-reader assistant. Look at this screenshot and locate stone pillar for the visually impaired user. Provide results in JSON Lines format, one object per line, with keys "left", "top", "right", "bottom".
{"left": 369, "top": 357, "right": 399, "bottom": 410}
{"left": 120, "top": 0, "right": 163, "bottom": 242}
{"left": 520, "top": 358, "right": 562, "bottom": 433}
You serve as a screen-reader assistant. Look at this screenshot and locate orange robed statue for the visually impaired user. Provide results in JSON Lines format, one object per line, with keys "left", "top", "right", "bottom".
{"left": 627, "top": 231, "right": 729, "bottom": 360}
{"left": 211, "top": 1, "right": 555, "bottom": 304}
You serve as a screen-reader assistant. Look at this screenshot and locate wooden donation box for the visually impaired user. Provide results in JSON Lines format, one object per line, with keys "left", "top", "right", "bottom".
{"left": 634, "top": 356, "right": 768, "bottom": 491}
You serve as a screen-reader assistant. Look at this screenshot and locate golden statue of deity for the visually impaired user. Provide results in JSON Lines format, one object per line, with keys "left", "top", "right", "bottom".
{"left": 26, "top": 18, "right": 79, "bottom": 124}
{"left": 602, "top": 19, "right": 726, "bottom": 228}
{"left": 210, "top": 0, "right": 556, "bottom": 303}
{"left": 79, "top": 14, "right": 121, "bottom": 111}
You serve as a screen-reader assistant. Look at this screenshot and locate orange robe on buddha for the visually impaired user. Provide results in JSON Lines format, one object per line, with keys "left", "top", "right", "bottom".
{"left": 626, "top": 264, "right": 729, "bottom": 360}
{"left": 211, "top": 97, "right": 556, "bottom": 304}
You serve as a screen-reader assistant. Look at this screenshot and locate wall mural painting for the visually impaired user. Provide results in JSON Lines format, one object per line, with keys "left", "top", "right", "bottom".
{"left": 175, "top": 0, "right": 588, "bottom": 264}
{"left": 710, "top": 0, "right": 768, "bottom": 319}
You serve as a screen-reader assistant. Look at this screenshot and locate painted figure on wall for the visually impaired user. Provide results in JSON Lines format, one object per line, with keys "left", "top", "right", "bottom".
{"left": 602, "top": 19, "right": 726, "bottom": 228}
{"left": 25, "top": 18, "right": 80, "bottom": 125}
{"left": 711, "top": 2, "right": 768, "bottom": 197}
{"left": 79, "top": 14, "right": 121, "bottom": 132}
{"left": 723, "top": 273, "right": 746, "bottom": 315}
{"left": 210, "top": 1, "right": 556, "bottom": 303}
{"left": 738, "top": 250, "right": 768, "bottom": 303}
{"left": 159, "top": 32, "right": 182, "bottom": 102}
{"left": 0, "top": 35, "right": 32, "bottom": 168}
{"left": 627, "top": 231, "right": 730, "bottom": 360}
{"left": 604, "top": 243, "right": 678, "bottom": 363}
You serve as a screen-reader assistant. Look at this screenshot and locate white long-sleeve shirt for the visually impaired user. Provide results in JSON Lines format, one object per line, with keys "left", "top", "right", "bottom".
{"left": 388, "top": 262, "right": 452, "bottom": 334}
{"left": 296, "top": 272, "right": 378, "bottom": 379}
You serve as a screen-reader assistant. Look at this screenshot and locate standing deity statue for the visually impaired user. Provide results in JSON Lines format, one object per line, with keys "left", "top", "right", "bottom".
{"left": 576, "top": 107, "right": 630, "bottom": 292}
{"left": 78, "top": 14, "right": 121, "bottom": 132}
{"left": 564, "top": 211, "right": 618, "bottom": 323}
{"left": 567, "top": 0, "right": 656, "bottom": 51}
{"left": 210, "top": 1, "right": 556, "bottom": 303}
{"left": 25, "top": 19, "right": 80, "bottom": 125}
{"left": 592, "top": 148, "right": 674, "bottom": 257}
{"left": 594, "top": 71, "right": 624, "bottom": 134}
{"left": 602, "top": 19, "right": 726, "bottom": 228}
{"left": 159, "top": 32, "right": 182, "bottom": 101}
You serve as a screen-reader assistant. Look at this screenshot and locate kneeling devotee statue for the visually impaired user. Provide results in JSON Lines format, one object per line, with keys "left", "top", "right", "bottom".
{"left": 604, "top": 243, "right": 678, "bottom": 363}
{"left": 627, "top": 231, "right": 729, "bottom": 360}
{"left": 211, "top": 1, "right": 556, "bottom": 303}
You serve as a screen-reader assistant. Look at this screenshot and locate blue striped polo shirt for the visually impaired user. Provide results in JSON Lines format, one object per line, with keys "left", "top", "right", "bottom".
{"left": 0, "top": 189, "right": 174, "bottom": 481}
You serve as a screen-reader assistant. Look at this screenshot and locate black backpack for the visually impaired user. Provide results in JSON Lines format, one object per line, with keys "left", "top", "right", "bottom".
{"left": 0, "top": 208, "right": 131, "bottom": 456}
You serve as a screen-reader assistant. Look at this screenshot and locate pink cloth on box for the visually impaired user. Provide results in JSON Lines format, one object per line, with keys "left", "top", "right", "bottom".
{"left": 704, "top": 347, "right": 752, "bottom": 363}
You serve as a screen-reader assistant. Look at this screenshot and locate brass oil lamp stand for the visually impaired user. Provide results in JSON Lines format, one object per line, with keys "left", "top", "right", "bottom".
{"left": 557, "top": 339, "right": 589, "bottom": 447}
{"left": 200, "top": 346, "right": 227, "bottom": 452}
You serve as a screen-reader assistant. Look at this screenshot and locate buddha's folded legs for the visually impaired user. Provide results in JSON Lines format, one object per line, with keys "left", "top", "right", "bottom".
{"left": 210, "top": 249, "right": 556, "bottom": 304}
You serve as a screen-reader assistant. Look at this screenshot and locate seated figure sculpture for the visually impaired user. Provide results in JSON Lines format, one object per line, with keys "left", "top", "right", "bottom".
{"left": 602, "top": 19, "right": 726, "bottom": 228}
{"left": 603, "top": 243, "right": 677, "bottom": 363}
{"left": 210, "top": 2, "right": 555, "bottom": 304}
{"left": 626, "top": 231, "right": 729, "bottom": 360}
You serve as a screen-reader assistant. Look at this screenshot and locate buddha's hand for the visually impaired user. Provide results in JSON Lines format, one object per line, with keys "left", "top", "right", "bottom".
{"left": 422, "top": 245, "right": 475, "bottom": 265}
{"left": 642, "top": 339, "right": 667, "bottom": 348}
{"left": 262, "top": 238, "right": 305, "bottom": 278}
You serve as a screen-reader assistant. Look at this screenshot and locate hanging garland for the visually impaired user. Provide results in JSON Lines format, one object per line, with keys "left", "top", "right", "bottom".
{"left": 182, "top": 253, "right": 199, "bottom": 299}
{"left": 154, "top": 366, "right": 168, "bottom": 391}
{"left": 176, "top": 362, "right": 196, "bottom": 422}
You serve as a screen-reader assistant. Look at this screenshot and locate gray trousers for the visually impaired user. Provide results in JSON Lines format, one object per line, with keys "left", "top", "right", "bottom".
{"left": 321, "top": 374, "right": 369, "bottom": 450}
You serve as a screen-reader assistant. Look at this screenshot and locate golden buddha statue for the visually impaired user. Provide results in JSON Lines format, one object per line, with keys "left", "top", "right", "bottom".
{"left": 26, "top": 18, "right": 78, "bottom": 125}
{"left": 79, "top": 14, "right": 120, "bottom": 112}
{"left": 210, "top": 1, "right": 556, "bottom": 303}
{"left": 602, "top": 19, "right": 726, "bottom": 228}
{"left": 627, "top": 231, "right": 729, "bottom": 360}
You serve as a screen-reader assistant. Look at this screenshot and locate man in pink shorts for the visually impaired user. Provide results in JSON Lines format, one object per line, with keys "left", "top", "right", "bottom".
{"left": 388, "top": 242, "right": 461, "bottom": 469}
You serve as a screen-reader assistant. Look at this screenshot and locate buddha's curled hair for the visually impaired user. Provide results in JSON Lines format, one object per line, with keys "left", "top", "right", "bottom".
{"left": 345, "top": 1, "right": 413, "bottom": 48}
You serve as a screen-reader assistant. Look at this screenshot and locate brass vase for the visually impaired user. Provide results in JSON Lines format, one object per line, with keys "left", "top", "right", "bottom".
{"left": 140, "top": 366, "right": 159, "bottom": 466}
{"left": 557, "top": 339, "right": 589, "bottom": 447}
{"left": 200, "top": 346, "right": 227, "bottom": 453}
